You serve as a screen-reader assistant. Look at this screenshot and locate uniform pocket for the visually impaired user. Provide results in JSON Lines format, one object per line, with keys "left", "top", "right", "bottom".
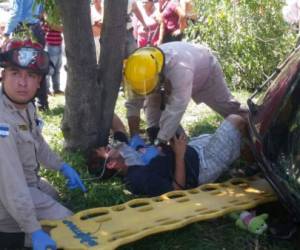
{"left": 16, "top": 128, "right": 39, "bottom": 169}
{"left": 16, "top": 128, "right": 35, "bottom": 144}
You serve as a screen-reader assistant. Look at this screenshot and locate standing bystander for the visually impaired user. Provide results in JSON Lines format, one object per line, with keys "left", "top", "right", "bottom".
{"left": 91, "top": 0, "right": 103, "bottom": 62}
{"left": 134, "top": 0, "right": 160, "bottom": 47}
{"left": 43, "top": 17, "right": 64, "bottom": 95}
{"left": 157, "top": 0, "right": 185, "bottom": 44}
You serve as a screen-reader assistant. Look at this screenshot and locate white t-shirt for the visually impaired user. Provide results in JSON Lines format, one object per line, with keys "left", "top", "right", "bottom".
{"left": 91, "top": 3, "right": 102, "bottom": 26}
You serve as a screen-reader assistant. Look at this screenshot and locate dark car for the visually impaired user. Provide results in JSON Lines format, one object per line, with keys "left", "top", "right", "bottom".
{"left": 247, "top": 46, "right": 300, "bottom": 223}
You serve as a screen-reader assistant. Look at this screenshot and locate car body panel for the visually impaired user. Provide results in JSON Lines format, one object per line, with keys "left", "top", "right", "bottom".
{"left": 248, "top": 46, "right": 300, "bottom": 222}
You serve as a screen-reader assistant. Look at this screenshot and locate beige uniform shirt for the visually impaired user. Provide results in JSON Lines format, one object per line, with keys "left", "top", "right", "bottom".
{"left": 126, "top": 42, "right": 244, "bottom": 141}
{"left": 0, "top": 92, "right": 63, "bottom": 233}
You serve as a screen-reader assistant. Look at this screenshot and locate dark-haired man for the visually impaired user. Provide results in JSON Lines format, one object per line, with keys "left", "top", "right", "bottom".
{"left": 0, "top": 39, "right": 86, "bottom": 250}
{"left": 2, "top": 0, "right": 50, "bottom": 111}
{"left": 124, "top": 42, "right": 248, "bottom": 144}
{"left": 89, "top": 113, "right": 246, "bottom": 197}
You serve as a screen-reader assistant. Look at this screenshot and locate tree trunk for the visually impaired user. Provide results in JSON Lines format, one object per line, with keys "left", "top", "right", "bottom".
{"left": 57, "top": 0, "right": 102, "bottom": 151}
{"left": 57, "top": 0, "right": 127, "bottom": 151}
{"left": 96, "top": 0, "right": 128, "bottom": 146}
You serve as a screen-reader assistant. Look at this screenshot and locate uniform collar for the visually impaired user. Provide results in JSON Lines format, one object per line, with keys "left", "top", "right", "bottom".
{"left": 0, "top": 89, "right": 36, "bottom": 116}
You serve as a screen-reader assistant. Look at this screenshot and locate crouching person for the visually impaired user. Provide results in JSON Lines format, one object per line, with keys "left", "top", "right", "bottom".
{"left": 89, "top": 114, "right": 246, "bottom": 197}
{"left": 0, "top": 39, "right": 86, "bottom": 249}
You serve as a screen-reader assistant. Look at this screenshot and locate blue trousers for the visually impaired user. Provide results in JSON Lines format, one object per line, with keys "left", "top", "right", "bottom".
{"left": 46, "top": 45, "right": 63, "bottom": 92}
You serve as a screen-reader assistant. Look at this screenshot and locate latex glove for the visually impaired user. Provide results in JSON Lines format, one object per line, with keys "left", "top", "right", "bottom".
{"left": 60, "top": 163, "right": 87, "bottom": 192}
{"left": 129, "top": 134, "right": 145, "bottom": 150}
{"left": 32, "top": 229, "right": 56, "bottom": 250}
{"left": 140, "top": 145, "right": 159, "bottom": 165}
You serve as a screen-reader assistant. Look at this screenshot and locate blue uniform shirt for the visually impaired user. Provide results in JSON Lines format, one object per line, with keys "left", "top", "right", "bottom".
{"left": 5, "top": 0, "right": 43, "bottom": 35}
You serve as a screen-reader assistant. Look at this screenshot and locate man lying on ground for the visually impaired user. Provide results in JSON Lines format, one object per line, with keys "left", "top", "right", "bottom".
{"left": 88, "top": 114, "right": 247, "bottom": 197}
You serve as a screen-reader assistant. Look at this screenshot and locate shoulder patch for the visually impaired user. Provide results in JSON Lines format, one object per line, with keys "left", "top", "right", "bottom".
{"left": 0, "top": 123, "right": 10, "bottom": 137}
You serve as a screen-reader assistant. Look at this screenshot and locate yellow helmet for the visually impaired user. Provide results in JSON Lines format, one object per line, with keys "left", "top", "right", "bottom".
{"left": 124, "top": 46, "right": 165, "bottom": 96}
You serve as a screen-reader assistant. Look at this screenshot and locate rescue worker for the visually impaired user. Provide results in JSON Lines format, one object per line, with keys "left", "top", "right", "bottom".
{"left": 0, "top": 39, "right": 86, "bottom": 249}
{"left": 124, "top": 41, "right": 248, "bottom": 144}
{"left": 2, "top": 0, "right": 49, "bottom": 111}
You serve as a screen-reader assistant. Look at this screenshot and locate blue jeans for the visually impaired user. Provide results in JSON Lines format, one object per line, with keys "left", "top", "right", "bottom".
{"left": 46, "top": 45, "right": 62, "bottom": 92}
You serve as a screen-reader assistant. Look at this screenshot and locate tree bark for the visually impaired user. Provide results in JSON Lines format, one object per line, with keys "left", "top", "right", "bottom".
{"left": 57, "top": 0, "right": 101, "bottom": 151}
{"left": 56, "top": 0, "right": 127, "bottom": 151}
{"left": 97, "top": 0, "right": 127, "bottom": 146}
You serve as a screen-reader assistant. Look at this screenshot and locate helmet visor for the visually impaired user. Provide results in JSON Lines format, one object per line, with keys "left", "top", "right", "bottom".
{"left": 0, "top": 47, "right": 50, "bottom": 74}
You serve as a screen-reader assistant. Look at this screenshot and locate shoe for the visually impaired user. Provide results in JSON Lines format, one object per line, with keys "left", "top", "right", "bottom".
{"left": 54, "top": 90, "right": 64, "bottom": 95}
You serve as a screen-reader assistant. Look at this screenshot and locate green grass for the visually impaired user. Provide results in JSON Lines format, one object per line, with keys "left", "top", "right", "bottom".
{"left": 39, "top": 93, "right": 299, "bottom": 250}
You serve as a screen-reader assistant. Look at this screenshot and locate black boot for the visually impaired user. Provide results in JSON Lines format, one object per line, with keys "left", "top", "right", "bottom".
{"left": 146, "top": 127, "right": 160, "bottom": 144}
{"left": 36, "top": 78, "right": 49, "bottom": 111}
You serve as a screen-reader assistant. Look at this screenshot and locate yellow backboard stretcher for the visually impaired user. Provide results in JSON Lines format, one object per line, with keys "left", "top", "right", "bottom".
{"left": 42, "top": 176, "right": 277, "bottom": 250}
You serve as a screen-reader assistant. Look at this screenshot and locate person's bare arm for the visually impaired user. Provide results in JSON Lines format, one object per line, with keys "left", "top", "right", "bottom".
{"left": 157, "top": 19, "right": 165, "bottom": 45}
{"left": 176, "top": 3, "right": 186, "bottom": 18}
{"left": 132, "top": 1, "right": 148, "bottom": 29}
{"left": 178, "top": 3, "right": 188, "bottom": 32}
{"left": 170, "top": 134, "right": 187, "bottom": 190}
{"left": 174, "top": 3, "right": 187, "bottom": 34}
{"left": 112, "top": 114, "right": 127, "bottom": 134}
{"left": 128, "top": 116, "right": 141, "bottom": 137}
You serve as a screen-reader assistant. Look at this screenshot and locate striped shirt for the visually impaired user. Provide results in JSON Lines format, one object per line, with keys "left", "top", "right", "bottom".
{"left": 43, "top": 23, "right": 62, "bottom": 46}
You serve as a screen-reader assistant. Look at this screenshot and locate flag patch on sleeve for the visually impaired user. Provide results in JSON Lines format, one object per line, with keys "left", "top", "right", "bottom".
{"left": 0, "top": 123, "right": 10, "bottom": 137}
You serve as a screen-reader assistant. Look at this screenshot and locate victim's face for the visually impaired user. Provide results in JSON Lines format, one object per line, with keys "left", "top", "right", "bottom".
{"left": 106, "top": 148, "right": 126, "bottom": 170}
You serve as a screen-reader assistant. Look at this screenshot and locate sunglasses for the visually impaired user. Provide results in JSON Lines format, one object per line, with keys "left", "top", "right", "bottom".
{"left": 0, "top": 47, "right": 50, "bottom": 74}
